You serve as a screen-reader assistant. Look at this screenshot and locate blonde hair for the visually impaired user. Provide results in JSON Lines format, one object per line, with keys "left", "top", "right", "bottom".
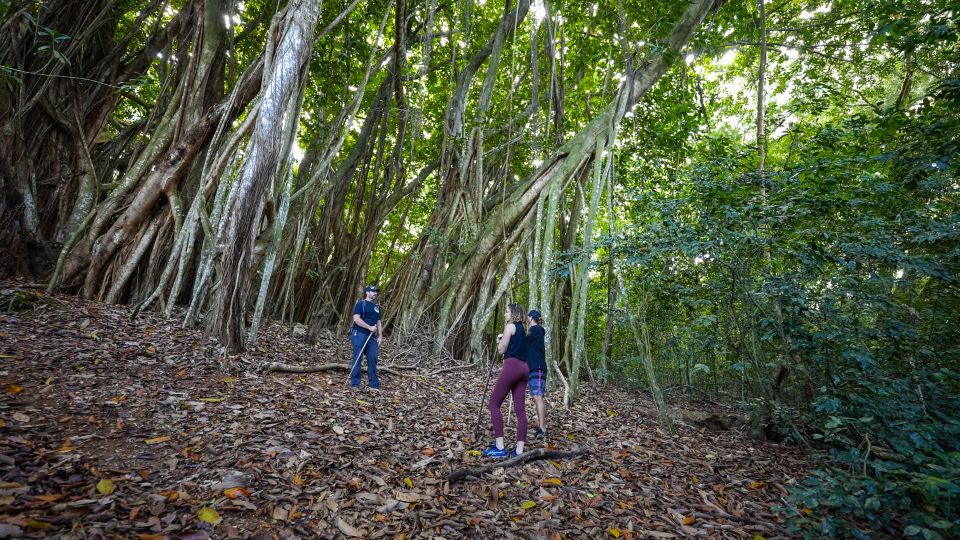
{"left": 506, "top": 303, "right": 526, "bottom": 324}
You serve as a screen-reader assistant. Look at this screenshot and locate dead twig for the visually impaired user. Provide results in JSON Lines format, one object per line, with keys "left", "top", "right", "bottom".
{"left": 447, "top": 447, "right": 591, "bottom": 483}
{"left": 429, "top": 363, "right": 475, "bottom": 376}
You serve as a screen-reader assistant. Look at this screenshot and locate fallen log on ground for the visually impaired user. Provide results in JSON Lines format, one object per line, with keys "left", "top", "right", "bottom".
{"left": 266, "top": 362, "right": 407, "bottom": 376}
{"left": 447, "top": 447, "right": 590, "bottom": 483}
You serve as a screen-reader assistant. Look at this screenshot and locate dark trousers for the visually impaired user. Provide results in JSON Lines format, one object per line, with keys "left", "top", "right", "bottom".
{"left": 489, "top": 357, "right": 529, "bottom": 441}
{"left": 350, "top": 329, "right": 379, "bottom": 388}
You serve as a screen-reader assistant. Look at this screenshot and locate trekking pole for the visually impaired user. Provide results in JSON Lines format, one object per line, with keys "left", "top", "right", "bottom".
{"left": 349, "top": 330, "right": 375, "bottom": 382}
{"left": 472, "top": 346, "right": 497, "bottom": 441}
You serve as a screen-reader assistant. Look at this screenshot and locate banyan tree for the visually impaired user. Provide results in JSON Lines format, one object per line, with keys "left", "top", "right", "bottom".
{"left": 2, "top": 0, "right": 715, "bottom": 408}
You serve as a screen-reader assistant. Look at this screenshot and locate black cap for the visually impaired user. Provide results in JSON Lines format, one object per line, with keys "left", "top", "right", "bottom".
{"left": 364, "top": 285, "right": 380, "bottom": 292}
{"left": 528, "top": 309, "right": 542, "bottom": 320}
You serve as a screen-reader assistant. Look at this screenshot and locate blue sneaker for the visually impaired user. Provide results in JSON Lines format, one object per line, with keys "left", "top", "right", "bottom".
{"left": 508, "top": 448, "right": 521, "bottom": 458}
{"left": 481, "top": 444, "right": 507, "bottom": 459}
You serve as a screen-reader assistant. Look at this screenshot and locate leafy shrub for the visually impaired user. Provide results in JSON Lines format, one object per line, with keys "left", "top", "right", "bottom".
{"left": 787, "top": 369, "right": 960, "bottom": 539}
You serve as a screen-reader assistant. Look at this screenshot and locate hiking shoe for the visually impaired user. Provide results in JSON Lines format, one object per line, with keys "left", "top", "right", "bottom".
{"left": 508, "top": 448, "right": 522, "bottom": 458}
{"left": 533, "top": 428, "right": 546, "bottom": 438}
{"left": 481, "top": 444, "right": 507, "bottom": 459}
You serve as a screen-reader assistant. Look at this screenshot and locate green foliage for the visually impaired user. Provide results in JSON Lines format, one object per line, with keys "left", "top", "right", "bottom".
{"left": 789, "top": 369, "right": 960, "bottom": 539}
{"left": 578, "top": 1, "right": 960, "bottom": 533}
{"left": 605, "top": 92, "right": 959, "bottom": 533}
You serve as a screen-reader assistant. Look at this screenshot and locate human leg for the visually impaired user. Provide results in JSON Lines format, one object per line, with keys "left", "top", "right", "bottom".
{"left": 528, "top": 369, "right": 547, "bottom": 431}
{"left": 349, "top": 330, "right": 366, "bottom": 387}
{"left": 487, "top": 368, "right": 513, "bottom": 442}
{"left": 487, "top": 359, "right": 527, "bottom": 453}
{"left": 511, "top": 365, "right": 529, "bottom": 448}
{"left": 366, "top": 338, "right": 380, "bottom": 388}
{"left": 533, "top": 396, "right": 546, "bottom": 431}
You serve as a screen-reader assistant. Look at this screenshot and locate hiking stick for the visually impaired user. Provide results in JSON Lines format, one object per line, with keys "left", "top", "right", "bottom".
{"left": 472, "top": 347, "right": 497, "bottom": 440}
{"left": 349, "top": 330, "right": 375, "bottom": 382}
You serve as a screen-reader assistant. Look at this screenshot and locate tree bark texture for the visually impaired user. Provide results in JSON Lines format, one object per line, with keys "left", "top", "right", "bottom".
{"left": 214, "top": 0, "right": 322, "bottom": 353}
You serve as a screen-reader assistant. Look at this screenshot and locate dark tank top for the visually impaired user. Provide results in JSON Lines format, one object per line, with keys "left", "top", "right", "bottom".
{"left": 504, "top": 322, "right": 528, "bottom": 361}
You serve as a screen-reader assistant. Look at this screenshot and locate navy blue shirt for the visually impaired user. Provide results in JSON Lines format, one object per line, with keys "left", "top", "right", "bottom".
{"left": 352, "top": 300, "right": 381, "bottom": 334}
{"left": 526, "top": 325, "right": 546, "bottom": 371}
{"left": 504, "top": 322, "right": 528, "bottom": 361}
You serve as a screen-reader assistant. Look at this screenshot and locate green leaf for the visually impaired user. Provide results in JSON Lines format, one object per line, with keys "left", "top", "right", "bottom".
{"left": 96, "top": 479, "right": 115, "bottom": 495}
{"left": 198, "top": 507, "right": 222, "bottom": 525}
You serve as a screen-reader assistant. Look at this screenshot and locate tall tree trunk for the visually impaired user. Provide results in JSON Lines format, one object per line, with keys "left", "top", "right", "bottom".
{"left": 615, "top": 268, "right": 675, "bottom": 433}
{"left": 214, "top": 0, "right": 322, "bottom": 353}
{"left": 403, "top": 0, "right": 715, "bottom": 369}
{"left": 601, "top": 161, "right": 617, "bottom": 380}
{"left": 569, "top": 139, "right": 612, "bottom": 404}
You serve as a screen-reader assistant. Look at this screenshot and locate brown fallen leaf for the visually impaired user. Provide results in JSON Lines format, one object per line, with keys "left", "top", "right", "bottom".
{"left": 395, "top": 492, "right": 429, "bottom": 503}
{"left": 144, "top": 435, "right": 170, "bottom": 444}
{"left": 639, "top": 531, "right": 677, "bottom": 538}
{"left": 271, "top": 505, "right": 289, "bottom": 521}
{"left": 336, "top": 516, "right": 363, "bottom": 537}
{"left": 228, "top": 499, "right": 257, "bottom": 511}
{"left": 223, "top": 487, "right": 249, "bottom": 499}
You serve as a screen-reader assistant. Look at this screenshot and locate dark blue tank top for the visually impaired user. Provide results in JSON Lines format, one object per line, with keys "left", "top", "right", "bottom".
{"left": 504, "top": 322, "right": 527, "bottom": 361}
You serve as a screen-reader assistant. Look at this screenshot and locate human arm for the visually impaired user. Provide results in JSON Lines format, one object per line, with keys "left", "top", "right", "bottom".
{"left": 352, "top": 313, "right": 376, "bottom": 332}
{"left": 496, "top": 323, "right": 514, "bottom": 355}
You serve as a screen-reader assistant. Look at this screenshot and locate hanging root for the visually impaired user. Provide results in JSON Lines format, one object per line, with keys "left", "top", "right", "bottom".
{"left": 447, "top": 447, "right": 590, "bottom": 483}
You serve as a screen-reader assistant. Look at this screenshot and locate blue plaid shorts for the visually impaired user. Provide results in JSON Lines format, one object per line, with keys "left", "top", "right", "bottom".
{"left": 529, "top": 369, "right": 547, "bottom": 396}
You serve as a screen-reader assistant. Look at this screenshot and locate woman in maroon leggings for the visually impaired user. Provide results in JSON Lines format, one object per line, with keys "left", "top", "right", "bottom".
{"left": 482, "top": 303, "right": 530, "bottom": 458}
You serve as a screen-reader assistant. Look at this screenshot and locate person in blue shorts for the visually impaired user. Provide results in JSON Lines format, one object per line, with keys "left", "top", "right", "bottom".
{"left": 350, "top": 285, "right": 383, "bottom": 390}
{"left": 526, "top": 309, "right": 547, "bottom": 438}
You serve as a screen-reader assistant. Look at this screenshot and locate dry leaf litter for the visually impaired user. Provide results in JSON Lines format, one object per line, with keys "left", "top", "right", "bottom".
{"left": 0, "top": 284, "right": 810, "bottom": 539}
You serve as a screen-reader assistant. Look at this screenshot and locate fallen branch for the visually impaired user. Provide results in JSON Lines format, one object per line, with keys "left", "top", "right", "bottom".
{"left": 429, "top": 363, "right": 475, "bottom": 376}
{"left": 266, "top": 362, "right": 406, "bottom": 376}
{"left": 447, "top": 447, "right": 590, "bottom": 483}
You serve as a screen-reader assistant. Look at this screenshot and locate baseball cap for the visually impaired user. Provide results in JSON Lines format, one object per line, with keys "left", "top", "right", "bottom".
{"left": 364, "top": 285, "right": 380, "bottom": 292}
{"left": 528, "top": 309, "right": 542, "bottom": 319}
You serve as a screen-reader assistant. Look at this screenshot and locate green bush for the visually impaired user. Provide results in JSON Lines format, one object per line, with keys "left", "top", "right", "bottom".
{"left": 787, "top": 369, "right": 960, "bottom": 539}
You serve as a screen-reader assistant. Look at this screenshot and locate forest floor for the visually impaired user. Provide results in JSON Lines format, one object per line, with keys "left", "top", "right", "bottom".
{"left": 0, "top": 283, "right": 810, "bottom": 539}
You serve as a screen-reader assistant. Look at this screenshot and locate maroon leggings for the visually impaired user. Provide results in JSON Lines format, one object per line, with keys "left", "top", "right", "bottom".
{"left": 489, "top": 357, "right": 530, "bottom": 441}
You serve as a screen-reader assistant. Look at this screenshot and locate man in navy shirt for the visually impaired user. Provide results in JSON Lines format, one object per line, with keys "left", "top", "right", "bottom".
{"left": 350, "top": 285, "right": 383, "bottom": 389}
{"left": 526, "top": 309, "right": 548, "bottom": 437}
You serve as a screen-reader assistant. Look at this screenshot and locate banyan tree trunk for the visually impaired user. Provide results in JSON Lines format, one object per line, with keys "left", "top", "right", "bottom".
{"left": 396, "top": 0, "right": 716, "bottom": 366}
{"left": 214, "top": 0, "right": 322, "bottom": 353}
{"left": 1, "top": 0, "right": 192, "bottom": 276}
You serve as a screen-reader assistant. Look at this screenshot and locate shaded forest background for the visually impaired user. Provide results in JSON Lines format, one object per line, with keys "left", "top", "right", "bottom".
{"left": 1, "top": 0, "right": 958, "bottom": 537}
